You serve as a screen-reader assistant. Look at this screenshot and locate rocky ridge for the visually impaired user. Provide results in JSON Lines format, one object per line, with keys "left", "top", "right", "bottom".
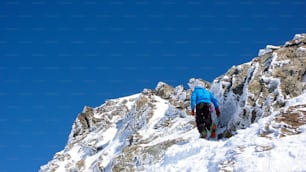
{"left": 211, "top": 33, "right": 306, "bottom": 134}
{"left": 40, "top": 34, "right": 306, "bottom": 171}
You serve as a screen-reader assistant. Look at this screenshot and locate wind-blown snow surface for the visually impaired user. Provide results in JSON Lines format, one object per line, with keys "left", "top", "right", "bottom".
{"left": 41, "top": 91, "right": 306, "bottom": 172}
{"left": 147, "top": 94, "right": 306, "bottom": 172}
{"left": 41, "top": 34, "right": 306, "bottom": 172}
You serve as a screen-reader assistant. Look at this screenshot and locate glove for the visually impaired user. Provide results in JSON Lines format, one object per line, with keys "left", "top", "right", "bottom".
{"left": 191, "top": 110, "right": 195, "bottom": 116}
{"left": 215, "top": 108, "right": 220, "bottom": 117}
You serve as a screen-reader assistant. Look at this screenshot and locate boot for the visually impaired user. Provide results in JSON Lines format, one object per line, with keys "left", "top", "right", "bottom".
{"left": 200, "top": 129, "right": 207, "bottom": 139}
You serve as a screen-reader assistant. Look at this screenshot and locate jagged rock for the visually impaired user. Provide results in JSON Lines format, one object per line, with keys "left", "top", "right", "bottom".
{"left": 188, "top": 78, "right": 211, "bottom": 90}
{"left": 212, "top": 33, "right": 306, "bottom": 134}
{"left": 155, "top": 82, "right": 175, "bottom": 99}
{"left": 285, "top": 33, "right": 306, "bottom": 46}
{"left": 168, "top": 85, "right": 188, "bottom": 109}
{"left": 135, "top": 95, "right": 149, "bottom": 111}
{"left": 260, "top": 104, "right": 306, "bottom": 138}
{"left": 69, "top": 106, "right": 96, "bottom": 145}
{"left": 40, "top": 33, "right": 306, "bottom": 172}
{"left": 155, "top": 82, "right": 191, "bottom": 110}
{"left": 114, "top": 139, "right": 185, "bottom": 172}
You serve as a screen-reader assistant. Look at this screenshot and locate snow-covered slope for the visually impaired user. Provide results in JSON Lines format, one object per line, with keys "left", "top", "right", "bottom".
{"left": 40, "top": 34, "right": 306, "bottom": 172}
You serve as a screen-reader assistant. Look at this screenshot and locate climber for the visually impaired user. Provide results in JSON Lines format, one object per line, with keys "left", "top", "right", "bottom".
{"left": 190, "top": 82, "right": 220, "bottom": 139}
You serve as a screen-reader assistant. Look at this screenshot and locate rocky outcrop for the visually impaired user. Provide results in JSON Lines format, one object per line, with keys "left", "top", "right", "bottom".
{"left": 260, "top": 104, "right": 306, "bottom": 138}
{"left": 155, "top": 81, "right": 195, "bottom": 114}
{"left": 212, "top": 33, "right": 306, "bottom": 133}
{"left": 40, "top": 89, "right": 193, "bottom": 172}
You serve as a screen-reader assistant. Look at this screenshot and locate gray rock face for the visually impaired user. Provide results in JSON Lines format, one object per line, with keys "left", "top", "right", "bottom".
{"left": 211, "top": 33, "right": 306, "bottom": 133}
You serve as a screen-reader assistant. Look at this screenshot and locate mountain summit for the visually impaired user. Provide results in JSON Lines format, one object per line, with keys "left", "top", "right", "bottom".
{"left": 40, "top": 34, "right": 306, "bottom": 172}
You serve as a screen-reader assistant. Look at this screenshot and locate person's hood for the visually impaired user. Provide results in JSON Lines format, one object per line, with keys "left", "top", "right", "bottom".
{"left": 188, "top": 78, "right": 206, "bottom": 91}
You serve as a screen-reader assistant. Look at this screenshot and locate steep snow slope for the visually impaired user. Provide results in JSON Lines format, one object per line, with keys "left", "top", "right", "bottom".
{"left": 40, "top": 34, "right": 306, "bottom": 171}
{"left": 149, "top": 94, "right": 306, "bottom": 171}
{"left": 40, "top": 91, "right": 197, "bottom": 171}
{"left": 40, "top": 91, "right": 306, "bottom": 172}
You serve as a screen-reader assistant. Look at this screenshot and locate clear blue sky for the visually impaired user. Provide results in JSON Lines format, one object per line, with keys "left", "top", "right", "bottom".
{"left": 1, "top": 0, "right": 305, "bottom": 171}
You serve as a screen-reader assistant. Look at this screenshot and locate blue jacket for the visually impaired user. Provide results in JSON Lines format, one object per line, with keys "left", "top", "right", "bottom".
{"left": 191, "top": 86, "right": 219, "bottom": 110}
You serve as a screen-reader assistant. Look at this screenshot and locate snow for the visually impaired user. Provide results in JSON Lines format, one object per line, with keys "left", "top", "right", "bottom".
{"left": 143, "top": 86, "right": 306, "bottom": 171}
{"left": 124, "top": 94, "right": 140, "bottom": 109}
{"left": 293, "top": 34, "right": 306, "bottom": 40}
{"left": 42, "top": 87, "right": 306, "bottom": 172}
{"left": 258, "top": 48, "right": 272, "bottom": 56}
{"left": 270, "top": 52, "right": 290, "bottom": 68}
{"left": 39, "top": 32, "right": 306, "bottom": 172}
{"left": 137, "top": 96, "right": 169, "bottom": 141}
{"left": 297, "top": 46, "right": 306, "bottom": 52}
{"left": 129, "top": 89, "right": 302, "bottom": 171}
{"left": 147, "top": 116, "right": 306, "bottom": 172}
{"left": 296, "top": 46, "right": 306, "bottom": 57}
{"left": 115, "top": 93, "right": 141, "bottom": 110}
{"left": 286, "top": 92, "right": 306, "bottom": 107}
{"left": 149, "top": 96, "right": 168, "bottom": 127}
{"left": 266, "top": 45, "right": 281, "bottom": 50}
{"left": 258, "top": 45, "right": 280, "bottom": 56}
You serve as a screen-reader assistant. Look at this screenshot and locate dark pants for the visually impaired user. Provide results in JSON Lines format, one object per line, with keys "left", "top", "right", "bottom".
{"left": 195, "top": 102, "right": 212, "bottom": 134}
